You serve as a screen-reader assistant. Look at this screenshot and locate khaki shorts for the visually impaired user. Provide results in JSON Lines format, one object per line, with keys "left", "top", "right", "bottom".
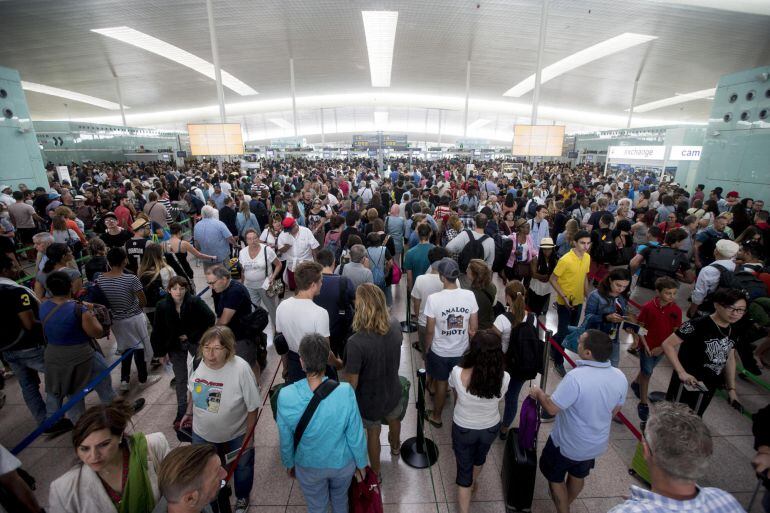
{"left": 361, "top": 391, "right": 407, "bottom": 429}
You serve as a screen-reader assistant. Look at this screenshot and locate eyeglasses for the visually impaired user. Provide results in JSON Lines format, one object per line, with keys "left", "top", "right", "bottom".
{"left": 205, "top": 277, "right": 222, "bottom": 286}
{"left": 723, "top": 305, "right": 747, "bottom": 315}
{"left": 202, "top": 345, "right": 225, "bottom": 353}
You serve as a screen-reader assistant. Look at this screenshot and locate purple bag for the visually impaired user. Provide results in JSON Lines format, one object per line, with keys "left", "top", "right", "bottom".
{"left": 518, "top": 396, "right": 540, "bottom": 452}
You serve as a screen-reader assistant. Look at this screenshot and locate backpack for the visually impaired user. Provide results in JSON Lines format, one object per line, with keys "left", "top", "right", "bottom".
{"left": 526, "top": 199, "right": 538, "bottom": 219}
{"left": 188, "top": 193, "right": 204, "bottom": 215}
{"left": 250, "top": 199, "right": 269, "bottom": 226}
{"left": 458, "top": 230, "right": 489, "bottom": 273}
{"left": 733, "top": 266, "right": 768, "bottom": 301}
{"left": 591, "top": 229, "right": 617, "bottom": 264}
{"left": 504, "top": 313, "right": 544, "bottom": 380}
{"left": 697, "top": 229, "right": 727, "bottom": 262}
{"left": 699, "top": 263, "right": 754, "bottom": 313}
{"left": 492, "top": 233, "right": 514, "bottom": 273}
{"left": 638, "top": 246, "right": 685, "bottom": 289}
{"left": 140, "top": 274, "right": 167, "bottom": 309}
{"left": 368, "top": 246, "right": 387, "bottom": 287}
{"left": 324, "top": 231, "right": 342, "bottom": 263}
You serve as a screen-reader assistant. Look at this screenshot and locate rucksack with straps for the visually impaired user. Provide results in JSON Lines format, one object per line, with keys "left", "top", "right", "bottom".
{"left": 492, "top": 233, "right": 514, "bottom": 273}
{"left": 591, "top": 229, "right": 617, "bottom": 264}
{"left": 638, "top": 246, "right": 686, "bottom": 289}
{"left": 504, "top": 313, "right": 544, "bottom": 380}
{"left": 458, "top": 230, "right": 489, "bottom": 273}
{"left": 699, "top": 263, "right": 767, "bottom": 312}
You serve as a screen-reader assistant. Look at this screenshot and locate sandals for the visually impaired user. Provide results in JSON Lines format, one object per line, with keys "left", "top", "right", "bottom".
{"left": 423, "top": 410, "right": 443, "bottom": 428}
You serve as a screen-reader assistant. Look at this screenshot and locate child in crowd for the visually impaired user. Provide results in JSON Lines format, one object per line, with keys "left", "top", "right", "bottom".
{"left": 629, "top": 276, "right": 682, "bottom": 421}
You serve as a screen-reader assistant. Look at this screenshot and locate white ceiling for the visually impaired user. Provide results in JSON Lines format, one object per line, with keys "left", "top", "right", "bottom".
{"left": 2, "top": 0, "right": 769, "bottom": 138}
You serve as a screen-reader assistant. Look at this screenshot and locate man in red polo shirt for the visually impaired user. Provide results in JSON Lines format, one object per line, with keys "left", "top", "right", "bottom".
{"left": 630, "top": 276, "right": 682, "bottom": 421}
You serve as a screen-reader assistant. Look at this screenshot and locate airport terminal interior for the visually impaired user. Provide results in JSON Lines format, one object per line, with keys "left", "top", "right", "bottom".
{"left": 1, "top": 1, "right": 769, "bottom": 512}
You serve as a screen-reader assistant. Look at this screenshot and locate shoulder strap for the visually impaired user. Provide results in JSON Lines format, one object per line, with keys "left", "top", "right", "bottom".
{"left": 481, "top": 288, "right": 495, "bottom": 305}
{"left": 42, "top": 301, "right": 68, "bottom": 329}
{"left": 337, "top": 276, "right": 348, "bottom": 310}
{"left": 294, "top": 380, "right": 339, "bottom": 450}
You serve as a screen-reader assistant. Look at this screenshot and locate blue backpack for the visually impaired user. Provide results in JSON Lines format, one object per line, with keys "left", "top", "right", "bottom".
{"left": 368, "top": 246, "right": 387, "bottom": 287}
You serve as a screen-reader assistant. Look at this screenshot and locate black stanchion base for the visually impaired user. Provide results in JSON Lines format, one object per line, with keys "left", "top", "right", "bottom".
{"left": 648, "top": 391, "right": 666, "bottom": 403}
{"left": 401, "top": 320, "right": 418, "bottom": 333}
{"left": 400, "top": 437, "right": 439, "bottom": 469}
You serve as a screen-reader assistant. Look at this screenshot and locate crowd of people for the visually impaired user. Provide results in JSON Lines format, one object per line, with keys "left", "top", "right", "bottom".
{"left": 0, "top": 156, "right": 768, "bottom": 513}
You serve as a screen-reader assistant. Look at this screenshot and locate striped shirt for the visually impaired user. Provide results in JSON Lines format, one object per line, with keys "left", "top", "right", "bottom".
{"left": 96, "top": 273, "right": 143, "bottom": 320}
{"left": 608, "top": 485, "right": 745, "bottom": 513}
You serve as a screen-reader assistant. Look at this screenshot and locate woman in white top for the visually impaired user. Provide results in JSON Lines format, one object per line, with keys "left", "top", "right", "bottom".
{"left": 448, "top": 330, "right": 509, "bottom": 513}
{"left": 239, "top": 228, "right": 282, "bottom": 327}
{"left": 260, "top": 213, "right": 287, "bottom": 299}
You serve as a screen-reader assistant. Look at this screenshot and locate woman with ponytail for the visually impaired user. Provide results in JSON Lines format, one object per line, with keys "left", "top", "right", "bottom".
{"left": 492, "top": 280, "right": 532, "bottom": 439}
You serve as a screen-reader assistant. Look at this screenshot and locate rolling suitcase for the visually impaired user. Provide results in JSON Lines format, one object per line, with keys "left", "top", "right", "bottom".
{"left": 629, "top": 383, "right": 704, "bottom": 484}
{"left": 501, "top": 428, "right": 537, "bottom": 512}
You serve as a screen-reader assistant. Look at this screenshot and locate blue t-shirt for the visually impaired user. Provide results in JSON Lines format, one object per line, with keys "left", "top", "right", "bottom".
{"left": 404, "top": 243, "right": 434, "bottom": 281}
{"left": 194, "top": 218, "right": 233, "bottom": 264}
{"left": 39, "top": 300, "right": 91, "bottom": 346}
{"left": 550, "top": 359, "right": 627, "bottom": 461}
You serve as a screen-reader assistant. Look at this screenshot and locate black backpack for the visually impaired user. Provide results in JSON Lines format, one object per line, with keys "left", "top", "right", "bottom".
{"left": 699, "top": 263, "right": 756, "bottom": 313}
{"left": 591, "top": 229, "right": 617, "bottom": 264}
{"left": 492, "top": 233, "right": 514, "bottom": 273}
{"left": 638, "top": 246, "right": 686, "bottom": 289}
{"left": 458, "top": 230, "right": 489, "bottom": 273}
{"left": 733, "top": 266, "right": 768, "bottom": 301}
{"left": 504, "top": 313, "right": 544, "bottom": 380}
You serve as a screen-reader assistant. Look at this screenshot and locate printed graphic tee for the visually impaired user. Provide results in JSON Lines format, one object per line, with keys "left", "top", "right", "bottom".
{"left": 674, "top": 315, "right": 736, "bottom": 388}
{"left": 424, "top": 287, "right": 479, "bottom": 357}
{"left": 188, "top": 355, "right": 261, "bottom": 443}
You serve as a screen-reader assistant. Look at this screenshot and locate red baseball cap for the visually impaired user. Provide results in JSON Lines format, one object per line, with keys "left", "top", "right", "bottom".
{"left": 281, "top": 217, "right": 297, "bottom": 229}
{"left": 726, "top": 191, "right": 739, "bottom": 198}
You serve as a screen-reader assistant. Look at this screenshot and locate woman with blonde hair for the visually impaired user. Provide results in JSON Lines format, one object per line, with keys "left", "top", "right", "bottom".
{"left": 182, "top": 326, "right": 260, "bottom": 513}
{"left": 491, "top": 280, "right": 531, "bottom": 439}
{"left": 467, "top": 259, "right": 497, "bottom": 330}
{"left": 138, "top": 243, "right": 176, "bottom": 324}
{"left": 344, "top": 283, "right": 403, "bottom": 474}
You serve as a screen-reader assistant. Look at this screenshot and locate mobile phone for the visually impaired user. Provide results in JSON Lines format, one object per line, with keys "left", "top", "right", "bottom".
{"left": 683, "top": 381, "right": 707, "bottom": 393}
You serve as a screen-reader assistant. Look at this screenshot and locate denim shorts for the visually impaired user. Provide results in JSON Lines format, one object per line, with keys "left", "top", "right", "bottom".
{"left": 639, "top": 350, "right": 664, "bottom": 377}
{"left": 539, "top": 437, "right": 595, "bottom": 483}
{"left": 426, "top": 351, "right": 462, "bottom": 381}
{"left": 451, "top": 422, "right": 500, "bottom": 487}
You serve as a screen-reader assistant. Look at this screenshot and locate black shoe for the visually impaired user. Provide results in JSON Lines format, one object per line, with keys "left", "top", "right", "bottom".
{"left": 637, "top": 403, "right": 650, "bottom": 422}
{"left": 44, "top": 418, "right": 74, "bottom": 437}
{"left": 170, "top": 377, "right": 176, "bottom": 388}
{"left": 411, "top": 342, "right": 422, "bottom": 353}
{"left": 150, "top": 358, "right": 161, "bottom": 369}
{"left": 132, "top": 398, "right": 146, "bottom": 414}
{"left": 499, "top": 429, "right": 508, "bottom": 441}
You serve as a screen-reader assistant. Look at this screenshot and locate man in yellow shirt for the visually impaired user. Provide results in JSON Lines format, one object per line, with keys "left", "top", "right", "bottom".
{"left": 548, "top": 230, "right": 592, "bottom": 378}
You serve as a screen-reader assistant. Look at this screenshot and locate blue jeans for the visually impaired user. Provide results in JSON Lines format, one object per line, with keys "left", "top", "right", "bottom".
{"left": 295, "top": 460, "right": 355, "bottom": 513}
{"left": 501, "top": 378, "right": 526, "bottom": 428}
{"left": 91, "top": 351, "right": 116, "bottom": 404}
{"left": 553, "top": 303, "right": 582, "bottom": 366}
{"left": 192, "top": 432, "right": 254, "bottom": 500}
{"left": 3, "top": 346, "right": 46, "bottom": 424}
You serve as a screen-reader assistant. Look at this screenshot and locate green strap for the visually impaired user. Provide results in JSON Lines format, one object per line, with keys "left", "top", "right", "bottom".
{"left": 118, "top": 433, "right": 156, "bottom": 513}
{"left": 737, "top": 364, "right": 770, "bottom": 393}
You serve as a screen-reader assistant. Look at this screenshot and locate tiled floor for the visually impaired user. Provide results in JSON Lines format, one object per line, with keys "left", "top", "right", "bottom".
{"left": 1, "top": 259, "right": 767, "bottom": 512}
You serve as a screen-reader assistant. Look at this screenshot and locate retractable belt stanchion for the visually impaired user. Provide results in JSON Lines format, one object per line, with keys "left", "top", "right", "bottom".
{"left": 400, "top": 368, "right": 439, "bottom": 468}
{"left": 401, "top": 285, "right": 418, "bottom": 333}
{"left": 540, "top": 329, "right": 552, "bottom": 390}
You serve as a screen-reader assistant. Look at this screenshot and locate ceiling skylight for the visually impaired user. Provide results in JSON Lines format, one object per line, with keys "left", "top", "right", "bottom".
{"left": 21, "top": 81, "right": 126, "bottom": 110}
{"left": 268, "top": 118, "right": 294, "bottom": 129}
{"left": 91, "top": 26, "right": 258, "bottom": 96}
{"left": 361, "top": 11, "right": 399, "bottom": 87}
{"left": 628, "top": 88, "right": 716, "bottom": 113}
{"left": 503, "top": 33, "right": 657, "bottom": 97}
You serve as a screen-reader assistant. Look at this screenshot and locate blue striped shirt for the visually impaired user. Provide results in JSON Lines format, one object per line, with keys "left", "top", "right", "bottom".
{"left": 608, "top": 485, "right": 745, "bottom": 513}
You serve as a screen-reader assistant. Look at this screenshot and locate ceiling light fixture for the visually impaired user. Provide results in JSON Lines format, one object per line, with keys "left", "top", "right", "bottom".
{"left": 268, "top": 118, "right": 294, "bottom": 129}
{"left": 629, "top": 88, "right": 717, "bottom": 113}
{"left": 503, "top": 32, "right": 657, "bottom": 97}
{"left": 361, "top": 11, "right": 399, "bottom": 87}
{"left": 21, "top": 81, "right": 126, "bottom": 110}
{"left": 467, "top": 118, "right": 491, "bottom": 130}
{"left": 91, "top": 26, "right": 258, "bottom": 96}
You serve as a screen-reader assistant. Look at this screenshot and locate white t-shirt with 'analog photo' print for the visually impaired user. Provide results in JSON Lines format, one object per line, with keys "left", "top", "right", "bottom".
{"left": 424, "top": 287, "right": 479, "bottom": 358}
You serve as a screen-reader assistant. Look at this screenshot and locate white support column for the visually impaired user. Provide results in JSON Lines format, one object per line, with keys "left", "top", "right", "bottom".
{"left": 113, "top": 76, "right": 127, "bottom": 127}
{"left": 290, "top": 58, "right": 298, "bottom": 139}
{"left": 437, "top": 109, "right": 443, "bottom": 146}
{"left": 320, "top": 108, "right": 325, "bottom": 145}
{"left": 463, "top": 60, "right": 471, "bottom": 138}
{"left": 205, "top": 0, "right": 226, "bottom": 124}
{"left": 531, "top": 0, "right": 549, "bottom": 125}
{"left": 627, "top": 44, "right": 653, "bottom": 128}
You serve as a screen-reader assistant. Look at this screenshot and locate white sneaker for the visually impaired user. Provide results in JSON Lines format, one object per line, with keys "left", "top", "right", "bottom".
{"left": 234, "top": 498, "right": 249, "bottom": 513}
{"left": 139, "top": 375, "right": 162, "bottom": 389}
{"left": 119, "top": 381, "right": 130, "bottom": 392}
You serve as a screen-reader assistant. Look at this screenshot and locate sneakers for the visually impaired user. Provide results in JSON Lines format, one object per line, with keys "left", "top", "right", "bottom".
{"left": 630, "top": 381, "right": 641, "bottom": 400}
{"left": 234, "top": 498, "right": 249, "bottom": 513}
{"left": 119, "top": 381, "right": 130, "bottom": 392}
{"left": 169, "top": 377, "right": 176, "bottom": 388}
{"left": 553, "top": 364, "right": 566, "bottom": 378}
{"left": 139, "top": 375, "right": 162, "bottom": 389}
{"left": 132, "top": 398, "right": 146, "bottom": 414}
{"left": 44, "top": 418, "right": 74, "bottom": 437}
{"left": 637, "top": 403, "right": 650, "bottom": 422}
{"left": 150, "top": 358, "right": 162, "bottom": 369}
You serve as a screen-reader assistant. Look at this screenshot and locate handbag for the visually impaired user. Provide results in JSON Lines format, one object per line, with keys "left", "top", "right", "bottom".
{"left": 390, "top": 261, "right": 402, "bottom": 285}
{"left": 263, "top": 247, "right": 285, "bottom": 298}
{"left": 349, "top": 466, "right": 383, "bottom": 513}
{"left": 240, "top": 299, "right": 270, "bottom": 337}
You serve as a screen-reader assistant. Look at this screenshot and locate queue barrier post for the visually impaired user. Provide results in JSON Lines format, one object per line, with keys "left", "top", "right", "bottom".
{"left": 540, "top": 329, "right": 552, "bottom": 390}
{"left": 400, "top": 368, "right": 439, "bottom": 469}
{"left": 400, "top": 286, "right": 418, "bottom": 333}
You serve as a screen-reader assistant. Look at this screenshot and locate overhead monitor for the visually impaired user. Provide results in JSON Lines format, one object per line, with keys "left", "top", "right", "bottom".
{"left": 188, "top": 123, "right": 244, "bottom": 156}
{"left": 512, "top": 125, "right": 565, "bottom": 157}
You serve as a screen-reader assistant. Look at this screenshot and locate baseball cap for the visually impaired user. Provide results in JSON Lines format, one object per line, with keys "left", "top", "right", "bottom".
{"left": 104, "top": 212, "right": 118, "bottom": 220}
{"left": 435, "top": 258, "right": 460, "bottom": 281}
{"left": 74, "top": 195, "right": 85, "bottom": 201}
{"left": 540, "top": 237, "right": 555, "bottom": 249}
{"left": 0, "top": 185, "right": 11, "bottom": 192}
{"left": 726, "top": 191, "right": 739, "bottom": 198}
{"left": 715, "top": 239, "right": 739, "bottom": 259}
{"left": 281, "top": 217, "right": 297, "bottom": 229}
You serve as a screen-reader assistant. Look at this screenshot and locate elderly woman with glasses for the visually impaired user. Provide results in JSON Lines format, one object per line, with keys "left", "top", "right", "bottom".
{"left": 662, "top": 287, "right": 746, "bottom": 417}
{"left": 181, "top": 326, "right": 261, "bottom": 513}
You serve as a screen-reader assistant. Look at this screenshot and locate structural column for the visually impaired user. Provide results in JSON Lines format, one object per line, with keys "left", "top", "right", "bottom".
{"left": 113, "top": 76, "right": 127, "bottom": 127}
{"left": 463, "top": 60, "right": 471, "bottom": 138}
{"left": 531, "top": 0, "right": 549, "bottom": 125}
{"left": 290, "top": 58, "right": 298, "bottom": 138}
{"left": 205, "top": 0, "right": 226, "bottom": 124}
{"left": 627, "top": 44, "right": 653, "bottom": 128}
